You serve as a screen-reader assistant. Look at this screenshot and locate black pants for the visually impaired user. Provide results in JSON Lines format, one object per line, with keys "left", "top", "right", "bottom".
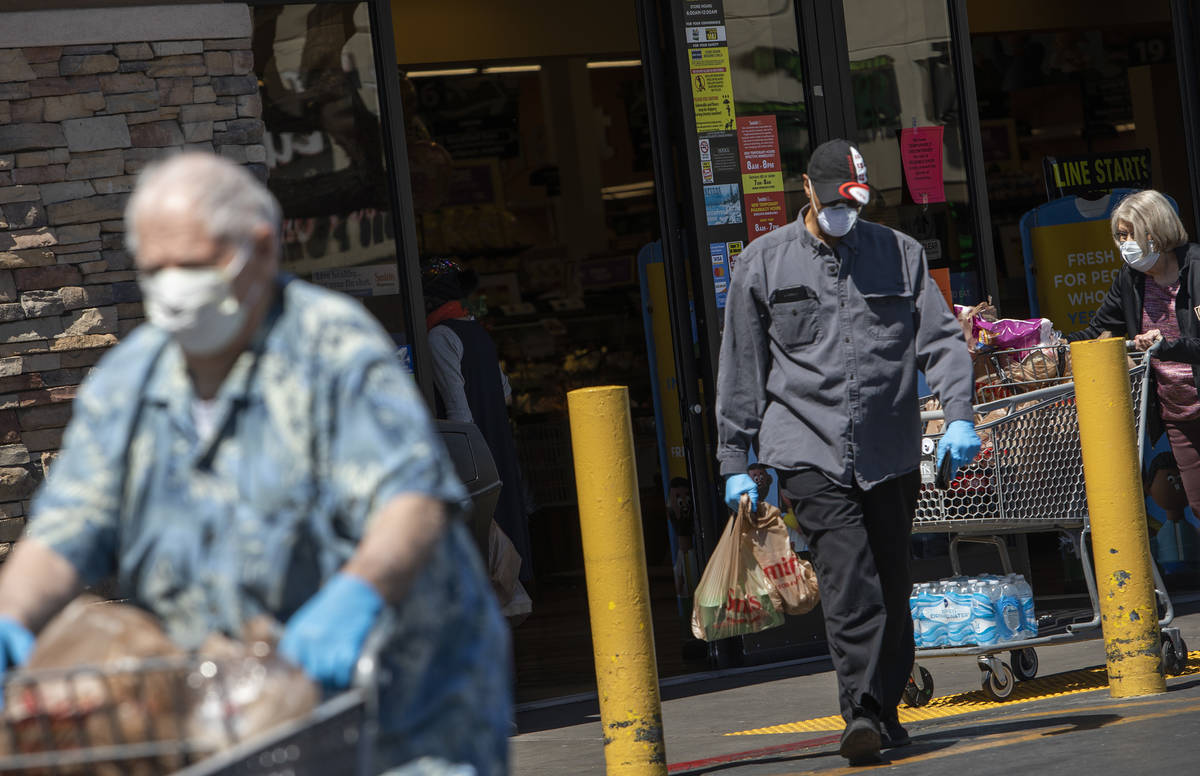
{"left": 779, "top": 469, "right": 919, "bottom": 723}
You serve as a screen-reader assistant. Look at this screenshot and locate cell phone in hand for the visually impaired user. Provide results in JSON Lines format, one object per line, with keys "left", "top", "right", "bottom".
{"left": 936, "top": 451, "right": 956, "bottom": 490}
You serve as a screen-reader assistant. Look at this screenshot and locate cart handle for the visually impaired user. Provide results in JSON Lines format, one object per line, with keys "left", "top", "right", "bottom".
{"left": 922, "top": 339, "right": 1162, "bottom": 425}
{"left": 1125, "top": 337, "right": 1163, "bottom": 357}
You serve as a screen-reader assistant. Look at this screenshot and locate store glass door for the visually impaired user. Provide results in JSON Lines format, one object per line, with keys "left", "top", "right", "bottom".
{"left": 645, "top": 0, "right": 1002, "bottom": 662}
{"left": 839, "top": 0, "right": 991, "bottom": 310}
{"left": 647, "top": 0, "right": 817, "bottom": 552}
{"left": 643, "top": 0, "right": 856, "bottom": 663}
{"left": 248, "top": 0, "right": 427, "bottom": 388}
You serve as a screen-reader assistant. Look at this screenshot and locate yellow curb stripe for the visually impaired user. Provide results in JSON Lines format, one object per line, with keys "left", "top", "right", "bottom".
{"left": 771, "top": 698, "right": 1200, "bottom": 776}
{"left": 725, "top": 651, "right": 1200, "bottom": 736}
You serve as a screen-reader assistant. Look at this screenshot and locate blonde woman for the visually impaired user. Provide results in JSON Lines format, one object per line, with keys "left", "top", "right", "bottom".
{"left": 1068, "top": 189, "right": 1200, "bottom": 519}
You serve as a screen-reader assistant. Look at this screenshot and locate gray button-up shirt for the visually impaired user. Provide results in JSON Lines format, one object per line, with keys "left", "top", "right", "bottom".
{"left": 716, "top": 208, "right": 974, "bottom": 489}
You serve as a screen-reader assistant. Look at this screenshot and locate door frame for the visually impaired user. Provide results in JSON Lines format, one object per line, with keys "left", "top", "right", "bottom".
{"left": 948, "top": 0, "right": 1000, "bottom": 306}
{"left": 635, "top": 0, "right": 726, "bottom": 556}
{"left": 1171, "top": 0, "right": 1200, "bottom": 235}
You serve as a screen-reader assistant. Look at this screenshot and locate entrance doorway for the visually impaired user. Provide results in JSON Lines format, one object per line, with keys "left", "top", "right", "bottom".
{"left": 391, "top": 2, "right": 705, "bottom": 702}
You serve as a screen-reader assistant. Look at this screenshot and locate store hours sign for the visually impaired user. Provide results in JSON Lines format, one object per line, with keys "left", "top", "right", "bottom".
{"left": 682, "top": 0, "right": 743, "bottom": 311}
{"left": 680, "top": 1, "right": 788, "bottom": 313}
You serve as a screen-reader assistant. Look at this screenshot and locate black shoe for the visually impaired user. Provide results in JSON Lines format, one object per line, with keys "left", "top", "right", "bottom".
{"left": 879, "top": 717, "right": 911, "bottom": 748}
{"left": 839, "top": 714, "right": 883, "bottom": 766}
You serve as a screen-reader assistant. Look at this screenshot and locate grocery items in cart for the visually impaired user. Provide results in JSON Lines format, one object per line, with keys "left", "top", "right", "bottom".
{"left": 952, "top": 301, "right": 1071, "bottom": 403}
{"left": 910, "top": 574, "right": 1037, "bottom": 648}
{"left": 0, "top": 598, "right": 324, "bottom": 775}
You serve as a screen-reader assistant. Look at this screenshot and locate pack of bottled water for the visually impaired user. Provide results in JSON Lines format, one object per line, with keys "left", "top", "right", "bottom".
{"left": 911, "top": 574, "right": 1036, "bottom": 647}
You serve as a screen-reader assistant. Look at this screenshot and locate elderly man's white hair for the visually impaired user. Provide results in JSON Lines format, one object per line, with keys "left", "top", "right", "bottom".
{"left": 124, "top": 152, "right": 281, "bottom": 256}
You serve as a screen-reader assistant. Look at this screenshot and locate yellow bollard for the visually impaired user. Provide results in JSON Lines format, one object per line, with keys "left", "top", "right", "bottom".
{"left": 567, "top": 386, "right": 667, "bottom": 774}
{"left": 1071, "top": 337, "right": 1166, "bottom": 697}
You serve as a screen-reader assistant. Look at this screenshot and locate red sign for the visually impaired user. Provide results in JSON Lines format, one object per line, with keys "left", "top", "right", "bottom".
{"left": 737, "top": 116, "right": 782, "bottom": 175}
{"left": 900, "top": 125, "right": 946, "bottom": 205}
{"left": 737, "top": 116, "right": 788, "bottom": 242}
{"left": 744, "top": 192, "right": 787, "bottom": 240}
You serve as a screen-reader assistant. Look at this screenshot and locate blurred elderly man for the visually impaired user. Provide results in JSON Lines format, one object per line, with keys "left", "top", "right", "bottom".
{"left": 0, "top": 152, "right": 511, "bottom": 774}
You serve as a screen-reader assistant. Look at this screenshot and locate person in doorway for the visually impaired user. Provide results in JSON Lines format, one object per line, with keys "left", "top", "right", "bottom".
{"left": 666, "top": 476, "right": 697, "bottom": 615}
{"left": 1068, "top": 189, "right": 1200, "bottom": 533}
{"left": 423, "top": 259, "right": 534, "bottom": 586}
{"left": 747, "top": 463, "right": 774, "bottom": 504}
{"left": 0, "top": 153, "right": 511, "bottom": 774}
{"left": 717, "top": 139, "right": 979, "bottom": 765}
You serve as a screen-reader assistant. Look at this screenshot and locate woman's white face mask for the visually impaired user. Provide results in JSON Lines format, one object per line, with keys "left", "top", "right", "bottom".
{"left": 1119, "top": 237, "right": 1160, "bottom": 273}
{"left": 139, "top": 244, "right": 261, "bottom": 356}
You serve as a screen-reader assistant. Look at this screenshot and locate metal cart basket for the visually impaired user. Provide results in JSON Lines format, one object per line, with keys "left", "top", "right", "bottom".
{"left": 906, "top": 341, "right": 1189, "bottom": 705}
{"left": 0, "top": 641, "right": 382, "bottom": 775}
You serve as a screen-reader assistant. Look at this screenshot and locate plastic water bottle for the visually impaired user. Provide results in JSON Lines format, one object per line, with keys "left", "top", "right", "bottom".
{"left": 922, "top": 579, "right": 972, "bottom": 647}
{"left": 1014, "top": 574, "right": 1037, "bottom": 638}
{"left": 920, "top": 583, "right": 948, "bottom": 647}
{"left": 970, "top": 579, "right": 1000, "bottom": 647}
{"left": 910, "top": 584, "right": 925, "bottom": 647}
{"left": 946, "top": 578, "right": 974, "bottom": 646}
{"left": 997, "top": 578, "right": 1022, "bottom": 642}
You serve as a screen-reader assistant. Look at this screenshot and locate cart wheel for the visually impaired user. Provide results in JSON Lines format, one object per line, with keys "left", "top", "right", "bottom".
{"left": 1161, "top": 633, "right": 1185, "bottom": 676}
{"left": 981, "top": 662, "right": 1016, "bottom": 701}
{"left": 902, "top": 665, "right": 935, "bottom": 707}
{"left": 1011, "top": 648, "right": 1039, "bottom": 681}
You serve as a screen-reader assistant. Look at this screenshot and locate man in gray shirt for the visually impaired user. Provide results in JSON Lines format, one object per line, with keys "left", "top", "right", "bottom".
{"left": 717, "top": 139, "right": 980, "bottom": 765}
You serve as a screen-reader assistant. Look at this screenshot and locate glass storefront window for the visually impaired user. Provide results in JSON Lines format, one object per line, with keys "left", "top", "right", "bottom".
{"left": 842, "top": 0, "right": 982, "bottom": 307}
{"left": 252, "top": 3, "right": 410, "bottom": 360}
{"left": 969, "top": 0, "right": 1195, "bottom": 320}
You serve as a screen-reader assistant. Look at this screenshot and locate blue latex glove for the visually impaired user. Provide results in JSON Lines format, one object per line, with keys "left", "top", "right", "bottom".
{"left": 724, "top": 473, "right": 758, "bottom": 511}
{"left": 0, "top": 615, "right": 35, "bottom": 711}
{"left": 279, "top": 573, "right": 383, "bottom": 691}
{"left": 937, "top": 419, "right": 982, "bottom": 478}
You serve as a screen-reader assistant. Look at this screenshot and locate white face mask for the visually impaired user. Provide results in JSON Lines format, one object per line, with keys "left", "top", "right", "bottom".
{"left": 139, "top": 245, "right": 260, "bottom": 356}
{"left": 817, "top": 205, "right": 859, "bottom": 237}
{"left": 1120, "top": 238, "right": 1159, "bottom": 273}
{"left": 808, "top": 181, "right": 859, "bottom": 237}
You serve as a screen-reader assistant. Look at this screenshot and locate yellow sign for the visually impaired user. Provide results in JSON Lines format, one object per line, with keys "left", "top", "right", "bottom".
{"left": 647, "top": 264, "right": 688, "bottom": 482}
{"left": 741, "top": 171, "right": 784, "bottom": 194}
{"left": 1043, "top": 150, "right": 1151, "bottom": 198}
{"left": 689, "top": 45, "right": 735, "bottom": 133}
{"left": 1030, "top": 219, "right": 1121, "bottom": 332}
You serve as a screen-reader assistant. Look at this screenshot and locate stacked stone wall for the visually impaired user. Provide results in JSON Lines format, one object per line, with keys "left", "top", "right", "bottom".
{"left": 0, "top": 33, "right": 265, "bottom": 558}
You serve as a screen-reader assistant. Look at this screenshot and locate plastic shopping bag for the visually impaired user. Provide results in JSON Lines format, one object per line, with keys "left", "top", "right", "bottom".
{"left": 746, "top": 501, "right": 820, "bottom": 615}
{"left": 690, "top": 496, "right": 785, "bottom": 641}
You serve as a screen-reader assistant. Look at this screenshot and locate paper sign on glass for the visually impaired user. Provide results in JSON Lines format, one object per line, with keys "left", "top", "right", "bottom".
{"left": 900, "top": 126, "right": 946, "bottom": 205}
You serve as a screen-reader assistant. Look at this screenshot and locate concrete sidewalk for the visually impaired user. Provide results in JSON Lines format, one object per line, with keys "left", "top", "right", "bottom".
{"left": 512, "top": 606, "right": 1200, "bottom": 774}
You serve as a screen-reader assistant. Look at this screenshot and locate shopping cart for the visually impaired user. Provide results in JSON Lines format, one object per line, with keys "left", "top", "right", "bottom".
{"left": 0, "top": 628, "right": 385, "bottom": 775}
{"left": 906, "top": 341, "right": 1189, "bottom": 705}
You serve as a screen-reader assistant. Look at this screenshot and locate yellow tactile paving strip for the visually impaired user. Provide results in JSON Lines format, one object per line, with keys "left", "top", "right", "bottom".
{"left": 726, "top": 651, "right": 1200, "bottom": 736}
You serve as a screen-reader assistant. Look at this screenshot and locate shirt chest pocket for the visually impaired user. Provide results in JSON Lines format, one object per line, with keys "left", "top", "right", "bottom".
{"left": 858, "top": 280, "right": 915, "bottom": 341}
{"left": 769, "top": 286, "right": 821, "bottom": 349}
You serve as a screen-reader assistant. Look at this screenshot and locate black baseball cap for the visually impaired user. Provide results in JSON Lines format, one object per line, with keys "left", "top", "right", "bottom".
{"left": 807, "top": 139, "right": 870, "bottom": 206}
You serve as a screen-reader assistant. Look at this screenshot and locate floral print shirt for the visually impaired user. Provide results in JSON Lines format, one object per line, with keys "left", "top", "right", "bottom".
{"left": 28, "top": 277, "right": 511, "bottom": 774}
